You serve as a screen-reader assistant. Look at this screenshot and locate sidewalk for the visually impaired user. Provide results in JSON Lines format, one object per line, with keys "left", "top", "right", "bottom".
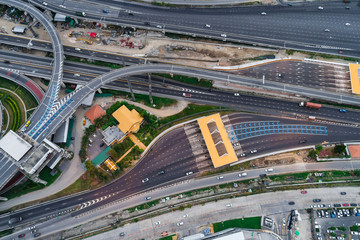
{"left": 128, "top": 133, "right": 146, "bottom": 150}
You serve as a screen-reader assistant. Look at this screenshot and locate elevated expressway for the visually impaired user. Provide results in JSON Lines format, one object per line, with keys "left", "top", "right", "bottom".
{"left": 30, "top": 0, "right": 360, "bottom": 58}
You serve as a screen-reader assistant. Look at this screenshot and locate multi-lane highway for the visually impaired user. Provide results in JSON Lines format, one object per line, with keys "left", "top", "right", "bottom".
{"left": 2, "top": 159, "right": 360, "bottom": 238}
{"left": 30, "top": 0, "right": 360, "bottom": 57}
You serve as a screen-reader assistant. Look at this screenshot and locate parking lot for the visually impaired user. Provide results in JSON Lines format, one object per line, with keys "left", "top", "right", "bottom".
{"left": 313, "top": 202, "right": 360, "bottom": 240}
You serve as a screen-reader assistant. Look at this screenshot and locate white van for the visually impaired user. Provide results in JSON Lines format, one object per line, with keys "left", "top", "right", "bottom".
{"left": 265, "top": 168, "right": 273, "bottom": 172}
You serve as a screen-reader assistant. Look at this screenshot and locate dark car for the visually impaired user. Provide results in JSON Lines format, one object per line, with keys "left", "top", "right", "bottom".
{"left": 144, "top": 22, "right": 150, "bottom": 26}
{"left": 99, "top": 142, "right": 105, "bottom": 147}
{"left": 119, "top": 232, "right": 125, "bottom": 237}
{"left": 128, "top": 12, "right": 134, "bottom": 16}
{"left": 334, "top": 203, "right": 341, "bottom": 207}
{"left": 299, "top": 139, "right": 307, "bottom": 144}
{"left": 350, "top": 203, "right": 357, "bottom": 207}
{"left": 103, "top": 10, "right": 109, "bottom": 13}
{"left": 18, "top": 234, "right": 25, "bottom": 238}
{"left": 4, "top": 60, "right": 10, "bottom": 64}
{"left": 259, "top": 174, "right": 267, "bottom": 178}
{"left": 34, "top": 233, "right": 41, "bottom": 238}
{"left": 71, "top": 137, "right": 75, "bottom": 140}
{"left": 158, "top": 170, "right": 165, "bottom": 175}
{"left": 340, "top": 192, "right": 347, "bottom": 195}
{"left": 313, "top": 199, "right": 321, "bottom": 203}
{"left": 288, "top": 201, "right": 295, "bottom": 205}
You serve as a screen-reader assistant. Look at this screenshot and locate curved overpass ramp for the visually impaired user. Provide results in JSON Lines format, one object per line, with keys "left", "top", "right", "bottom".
{"left": 0, "top": 68, "right": 44, "bottom": 103}
{"left": 0, "top": 0, "right": 64, "bottom": 139}
{"left": 36, "top": 63, "right": 360, "bottom": 142}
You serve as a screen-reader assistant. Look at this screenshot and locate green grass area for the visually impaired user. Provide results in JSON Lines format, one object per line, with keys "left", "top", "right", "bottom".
{"left": 65, "top": 56, "right": 123, "bottom": 69}
{"left": 213, "top": 216, "right": 261, "bottom": 232}
{"left": 1, "top": 180, "right": 45, "bottom": 200}
{"left": 0, "top": 229, "right": 13, "bottom": 238}
{"left": 0, "top": 77, "right": 38, "bottom": 109}
{"left": 269, "top": 172, "right": 310, "bottom": 182}
{"left": 4, "top": 96, "right": 22, "bottom": 131}
{"left": 108, "top": 137, "right": 134, "bottom": 160}
{"left": 155, "top": 73, "right": 213, "bottom": 88}
{"left": 159, "top": 104, "right": 223, "bottom": 125}
{"left": 101, "top": 88, "right": 177, "bottom": 109}
{"left": 39, "top": 166, "right": 61, "bottom": 186}
{"left": 286, "top": 49, "right": 360, "bottom": 63}
{"left": 127, "top": 199, "right": 160, "bottom": 213}
{"left": 158, "top": 234, "right": 176, "bottom": 240}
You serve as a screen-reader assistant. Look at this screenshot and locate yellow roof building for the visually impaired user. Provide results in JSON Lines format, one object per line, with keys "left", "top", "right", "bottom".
{"left": 112, "top": 105, "right": 144, "bottom": 134}
{"left": 349, "top": 63, "right": 360, "bottom": 95}
{"left": 198, "top": 113, "right": 238, "bottom": 168}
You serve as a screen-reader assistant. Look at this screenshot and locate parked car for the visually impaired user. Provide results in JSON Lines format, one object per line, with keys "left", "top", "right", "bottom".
{"left": 288, "top": 201, "right": 295, "bottom": 205}
{"left": 313, "top": 199, "right": 321, "bottom": 202}
{"left": 340, "top": 192, "right": 347, "bottom": 195}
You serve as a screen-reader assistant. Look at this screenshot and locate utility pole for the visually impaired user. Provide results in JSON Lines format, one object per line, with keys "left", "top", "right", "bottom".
{"left": 126, "top": 78, "right": 135, "bottom": 101}
{"left": 148, "top": 73, "right": 153, "bottom": 105}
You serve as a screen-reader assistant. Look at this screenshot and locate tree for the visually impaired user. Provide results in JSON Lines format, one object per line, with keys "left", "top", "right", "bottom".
{"left": 334, "top": 144, "right": 346, "bottom": 155}
{"left": 315, "top": 145, "right": 323, "bottom": 152}
{"left": 308, "top": 149, "right": 318, "bottom": 159}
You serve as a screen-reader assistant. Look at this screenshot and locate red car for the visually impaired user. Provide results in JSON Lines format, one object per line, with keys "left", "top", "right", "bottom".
{"left": 18, "top": 234, "right": 25, "bottom": 238}
{"left": 301, "top": 190, "right": 307, "bottom": 194}
{"left": 343, "top": 203, "right": 349, "bottom": 207}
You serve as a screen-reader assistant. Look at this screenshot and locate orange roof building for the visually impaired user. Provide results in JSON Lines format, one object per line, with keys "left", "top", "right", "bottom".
{"left": 112, "top": 105, "right": 143, "bottom": 134}
{"left": 198, "top": 113, "right": 238, "bottom": 168}
{"left": 85, "top": 105, "right": 106, "bottom": 124}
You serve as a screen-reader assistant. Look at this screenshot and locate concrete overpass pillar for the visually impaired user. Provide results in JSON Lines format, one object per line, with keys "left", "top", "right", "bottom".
{"left": 61, "top": 82, "right": 66, "bottom": 88}
{"left": 148, "top": 73, "right": 153, "bottom": 105}
{"left": 126, "top": 78, "right": 135, "bottom": 101}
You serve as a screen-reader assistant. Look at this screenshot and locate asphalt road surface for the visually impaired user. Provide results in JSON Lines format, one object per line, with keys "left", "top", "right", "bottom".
{"left": 2, "top": 162, "right": 360, "bottom": 239}
{"left": 31, "top": 0, "right": 360, "bottom": 57}
{"left": 1, "top": 112, "right": 359, "bottom": 231}
{"left": 235, "top": 60, "right": 351, "bottom": 93}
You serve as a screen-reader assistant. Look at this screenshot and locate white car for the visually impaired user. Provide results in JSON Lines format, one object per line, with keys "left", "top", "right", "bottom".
{"left": 265, "top": 168, "right": 273, "bottom": 172}
{"left": 345, "top": 23, "right": 350, "bottom": 26}
{"left": 282, "top": 218, "right": 286, "bottom": 226}
{"left": 221, "top": 33, "right": 227, "bottom": 38}
{"left": 183, "top": 214, "right": 188, "bottom": 218}
{"left": 142, "top": 178, "right": 149, "bottom": 183}
{"left": 205, "top": 24, "right": 211, "bottom": 28}
{"left": 261, "top": 12, "right": 266, "bottom": 15}
{"left": 42, "top": 1, "right": 48, "bottom": 5}
{"left": 225, "top": 204, "right": 232, "bottom": 207}
{"left": 156, "top": 25, "right": 163, "bottom": 29}
{"left": 324, "top": 29, "right": 330, "bottom": 32}
{"left": 177, "top": 222, "right": 184, "bottom": 226}
{"left": 234, "top": 93, "right": 240, "bottom": 96}
{"left": 74, "top": 74, "right": 80, "bottom": 77}
{"left": 217, "top": 176, "right": 224, "bottom": 180}
{"left": 250, "top": 149, "right": 257, "bottom": 154}
{"left": 318, "top": 6, "right": 323, "bottom": 10}
{"left": 154, "top": 221, "right": 161, "bottom": 225}
{"left": 59, "top": 4, "right": 66, "bottom": 8}
{"left": 240, "top": 153, "right": 246, "bottom": 157}
{"left": 186, "top": 171, "right": 193, "bottom": 176}
{"left": 75, "top": 48, "right": 81, "bottom": 51}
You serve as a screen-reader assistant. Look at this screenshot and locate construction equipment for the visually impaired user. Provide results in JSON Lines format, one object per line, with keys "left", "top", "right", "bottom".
{"left": 76, "top": 38, "right": 93, "bottom": 45}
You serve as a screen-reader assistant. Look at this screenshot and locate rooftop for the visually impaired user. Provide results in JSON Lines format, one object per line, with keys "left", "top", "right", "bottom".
{"left": 85, "top": 105, "right": 106, "bottom": 124}
{"left": 0, "top": 130, "right": 32, "bottom": 161}
{"left": 112, "top": 105, "right": 143, "bottom": 134}
{"left": 197, "top": 114, "right": 237, "bottom": 168}
{"left": 102, "top": 126, "right": 125, "bottom": 146}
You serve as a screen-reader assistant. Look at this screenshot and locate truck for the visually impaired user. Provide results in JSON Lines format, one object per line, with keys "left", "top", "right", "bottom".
{"left": 75, "top": 12, "right": 86, "bottom": 17}
{"left": 8, "top": 217, "right": 22, "bottom": 225}
{"left": 299, "top": 102, "right": 321, "bottom": 109}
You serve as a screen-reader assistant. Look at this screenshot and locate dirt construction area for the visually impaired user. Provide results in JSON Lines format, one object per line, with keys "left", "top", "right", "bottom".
{"left": 249, "top": 149, "right": 312, "bottom": 168}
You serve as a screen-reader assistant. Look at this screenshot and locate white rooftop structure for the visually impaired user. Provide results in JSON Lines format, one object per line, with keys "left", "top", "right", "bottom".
{"left": 214, "top": 231, "right": 244, "bottom": 240}
{"left": 54, "top": 13, "right": 66, "bottom": 22}
{"left": 75, "top": 85, "right": 95, "bottom": 106}
{"left": 0, "top": 130, "right": 32, "bottom": 161}
{"left": 12, "top": 25, "right": 26, "bottom": 34}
